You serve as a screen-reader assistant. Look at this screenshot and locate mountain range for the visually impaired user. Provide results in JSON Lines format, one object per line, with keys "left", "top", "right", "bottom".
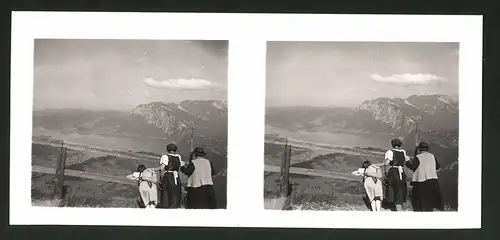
{"left": 265, "top": 94, "right": 459, "bottom": 178}
{"left": 130, "top": 100, "right": 228, "bottom": 139}
{"left": 266, "top": 94, "right": 458, "bottom": 145}
{"left": 32, "top": 100, "right": 228, "bottom": 170}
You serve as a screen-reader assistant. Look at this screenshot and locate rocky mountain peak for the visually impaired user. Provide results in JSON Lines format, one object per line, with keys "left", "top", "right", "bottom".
{"left": 129, "top": 100, "right": 228, "bottom": 139}
{"left": 354, "top": 95, "right": 458, "bottom": 134}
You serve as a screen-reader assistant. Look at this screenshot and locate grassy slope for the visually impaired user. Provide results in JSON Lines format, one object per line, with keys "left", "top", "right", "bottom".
{"left": 32, "top": 143, "right": 227, "bottom": 208}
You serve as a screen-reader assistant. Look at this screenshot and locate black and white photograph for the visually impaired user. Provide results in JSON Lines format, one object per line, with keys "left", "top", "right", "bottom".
{"left": 11, "top": 12, "right": 481, "bottom": 228}
{"left": 30, "top": 39, "right": 228, "bottom": 209}
{"left": 263, "top": 41, "right": 459, "bottom": 212}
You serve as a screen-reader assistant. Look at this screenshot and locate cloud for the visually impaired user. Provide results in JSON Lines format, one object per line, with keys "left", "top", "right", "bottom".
{"left": 369, "top": 73, "right": 446, "bottom": 85}
{"left": 142, "top": 77, "right": 223, "bottom": 91}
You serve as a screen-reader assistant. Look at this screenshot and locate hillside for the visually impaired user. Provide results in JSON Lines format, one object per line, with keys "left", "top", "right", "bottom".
{"left": 264, "top": 142, "right": 458, "bottom": 210}
{"left": 31, "top": 143, "right": 227, "bottom": 208}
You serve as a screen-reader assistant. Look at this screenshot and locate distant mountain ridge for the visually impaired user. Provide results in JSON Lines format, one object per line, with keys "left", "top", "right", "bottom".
{"left": 353, "top": 95, "right": 458, "bottom": 134}
{"left": 266, "top": 94, "right": 458, "bottom": 139}
{"left": 130, "top": 100, "right": 228, "bottom": 139}
{"left": 32, "top": 100, "right": 228, "bottom": 156}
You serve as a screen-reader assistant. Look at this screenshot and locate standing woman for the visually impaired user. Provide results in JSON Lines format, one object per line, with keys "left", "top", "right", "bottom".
{"left": 153, "top": 143, "right": 184, "bottom": 208}
{"left": 405, "top": 141, "right": 444, "bottom": 211}
{"left": 180, "top": 147, "right": 217, "bottom": 209}
{"left": 383, "top": 138, "right": 410, "bottom": 211}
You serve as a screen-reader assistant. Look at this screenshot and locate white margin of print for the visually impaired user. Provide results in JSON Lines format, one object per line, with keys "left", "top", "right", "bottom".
{"left": 10, "top": 12, "right": 482, "bottom": 229}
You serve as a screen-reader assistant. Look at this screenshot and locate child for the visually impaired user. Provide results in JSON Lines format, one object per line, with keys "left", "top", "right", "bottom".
{"left": 126, "top": 164, "right": 159, "bottom": 209}
{"left": 352, "top": 161, "right": 384, "bottom": 211}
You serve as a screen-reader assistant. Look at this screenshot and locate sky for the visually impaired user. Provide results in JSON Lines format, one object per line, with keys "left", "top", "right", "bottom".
{"left": 266, "top": 42, "right": 459, "bottom": 107}
{"left": 33, "top": 39, "right": 228, "bottom": 111}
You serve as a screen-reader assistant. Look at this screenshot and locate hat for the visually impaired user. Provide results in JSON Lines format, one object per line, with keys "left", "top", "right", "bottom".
{"left": 417, "top": 141, "right": 429, "bottom": 151}
{"left": 192, "top": 147, "right": 206, "bottom": 156}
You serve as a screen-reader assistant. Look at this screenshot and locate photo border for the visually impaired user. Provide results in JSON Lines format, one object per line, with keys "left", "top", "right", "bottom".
{"left": 10, "top": 12, "right": 482, "bottom": 229}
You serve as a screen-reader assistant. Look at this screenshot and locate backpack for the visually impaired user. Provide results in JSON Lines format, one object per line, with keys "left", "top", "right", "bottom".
{"left": 364, "top": 165, "right": 383, "bottom": 183}
{"left": 365, "top": 165, "right": 383, "bottom": 178}
{"left": 139, "top": 168, "right": 158, "bottom": 184}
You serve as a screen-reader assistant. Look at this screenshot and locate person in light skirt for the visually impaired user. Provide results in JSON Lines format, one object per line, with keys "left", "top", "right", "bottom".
{"left": 352, "top": 161, "right": 384, "bottom": 211}
{"left": 126, "top": 164, "right": 158, "bottom": 209}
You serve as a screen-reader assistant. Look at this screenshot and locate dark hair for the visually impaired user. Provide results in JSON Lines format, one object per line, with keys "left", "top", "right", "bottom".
{"left": 137, "top": 164, "right": 146, "bottom": 172}
{"left": 166, "top": 143, "right": 178, "bottom": 153}
{"left": 417, "top": 141, "right": 430, "bottom": 151}
{"left": 391, "top": 138, "right": 403, "bottom": 148}
{"left": 361, "top": 160, "right": 371, "bottom": 169}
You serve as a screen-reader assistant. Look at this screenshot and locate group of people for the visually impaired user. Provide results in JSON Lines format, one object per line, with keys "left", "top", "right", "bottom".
{"left": 126, "top": 143, "right": 218, "bottom": 209}
{"left": 352, "top": 138, "right": 444, "bottom": 212}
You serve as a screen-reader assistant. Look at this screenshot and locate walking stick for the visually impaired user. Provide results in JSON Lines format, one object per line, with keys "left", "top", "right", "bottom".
{"left": 180, "top": 154, "right": 193, "bottom": 209}
{"left": 414, "top": 120, "right": 420, "bottom": 157}
{"left": 158, "top": 155, "right": 164, "bottom": 208}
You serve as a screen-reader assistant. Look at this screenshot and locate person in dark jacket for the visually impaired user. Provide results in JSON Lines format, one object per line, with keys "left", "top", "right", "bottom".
{"left": 152, "top": 143, "right": 184, "bottom": 208}
{"left": 383, "top": 138, "right": 410, "bottom": 211}
{"left": 180, "top": 147, "right": 217, "bottom": 209}
{"left": 405, "top": 141, "right": 444, "bottom": 211}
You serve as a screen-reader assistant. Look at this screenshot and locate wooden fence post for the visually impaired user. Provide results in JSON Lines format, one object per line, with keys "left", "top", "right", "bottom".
{"left": 53, "top": 146, "right": 67, "bottom": 200}
{"left": 284, "top": 145, "right": 292, "bottom": 197}
{"left": 280, "top": 144, "right": 292, "bottom": 197}
{"left": 279, "top": 146, "right": 286, "bottom": 196}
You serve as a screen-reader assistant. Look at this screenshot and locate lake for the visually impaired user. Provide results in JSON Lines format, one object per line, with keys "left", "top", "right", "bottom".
{"left": 265, "top": 128, "right": 394, "bottom": 149}
{"left": 35, "top": 127, "right": 392, "bottom": 155}
{"left": 33, "top": 128, "right": 173, "bottom": 154}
